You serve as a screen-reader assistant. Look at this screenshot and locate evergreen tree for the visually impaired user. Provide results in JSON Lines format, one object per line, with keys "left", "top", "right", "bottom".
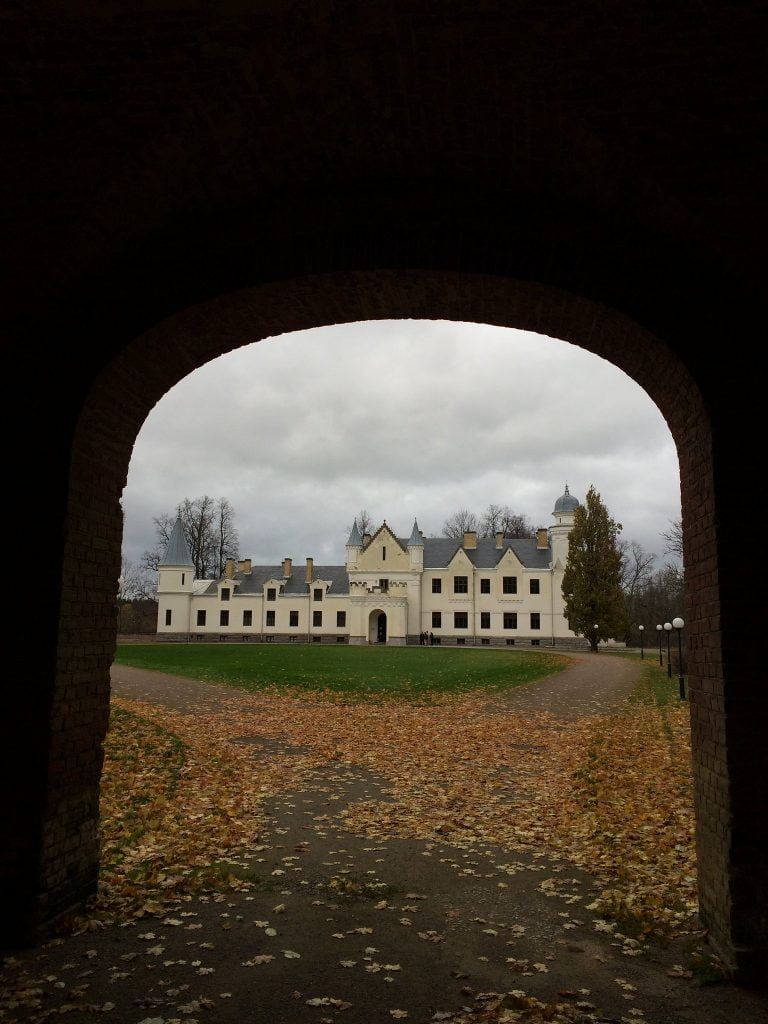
{"left": 562, "top": 485, "right": 629, "bottom": 651}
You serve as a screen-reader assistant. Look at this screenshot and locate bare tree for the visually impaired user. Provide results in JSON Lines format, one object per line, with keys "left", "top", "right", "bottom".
{"left": 479, "top": 504, "right": 533, "bottom": 538}
{"left": 346, "top": 509, "right": 374, "bottom": 538}
{"left": 442, "top": 509, "right": 478, "bottom": 539}
{"left": 212, "top": 497, "right": 239, "bottom": 577}
{"left": 142, "top": 496, "right": 239, "bottom": 579}
{"left": 117, "top": 556, "right": 156, "bottom": 601}
{"left": 661, "top": 518, "right": 683, "bottom": 559}
{"left": 620, "top": 540, "right": 657, "bottom": 642}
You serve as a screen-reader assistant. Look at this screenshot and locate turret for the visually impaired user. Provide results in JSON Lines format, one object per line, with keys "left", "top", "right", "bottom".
{"left": 345, "top": 518, "right": 363, "bottom": 570}
{"left": 407, "top": 518, "right": 424, "bottom": 570}
{"left": 157, "top": 517, "right": 194, "bottom": 633}
{"left": 550, "top": 484, "right": 580, "bottom": 568}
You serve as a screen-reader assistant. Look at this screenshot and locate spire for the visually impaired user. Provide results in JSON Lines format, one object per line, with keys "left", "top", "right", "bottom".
{"left": 159, "top": 516, "right": 194, "bottom": 566}
{"left": 347, "top": 518, "right": 363, "bottom": 546}
{"left": 407, "top": 519, "right": 424, "bottom": 547}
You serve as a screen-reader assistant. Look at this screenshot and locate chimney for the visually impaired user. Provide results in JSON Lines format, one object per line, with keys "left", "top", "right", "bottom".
{"left": 283, "top": 557, "right": 293, "bottom": 577}
{"left": 536, "top": 527, "right": 548, "bottom": 549}
{"left": 238, "top": 558, "right": 252, "bottom": 574}
{"left": 362, "top": 533, "right": 372, "bottom": 547}
{"left": 225, "top": 558, "right": 236, "bottom": 579}
{"left": 463, "top": 530, "right": 477, "bottom": 549}
{"left": 495, "top": 531, "right": 504, "bottom": 549}
{"left": 305, "top": 557, "right": 314, "bottom": 583}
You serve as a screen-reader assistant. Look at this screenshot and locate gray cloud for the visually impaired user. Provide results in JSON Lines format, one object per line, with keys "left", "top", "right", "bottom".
{"left": 122, "top": 321, "right": 681, "bottom": 571}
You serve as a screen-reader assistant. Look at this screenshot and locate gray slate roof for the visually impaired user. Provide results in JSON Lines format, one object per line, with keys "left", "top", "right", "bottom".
{"left": 422, "top": 536, "right": 551, "bottom": 570}
{"left": 199, "top": 564, "right": 351, "bottom": 596}
{"left": 159, "top": 517, "right": 194, "bottom": 566}
{"left": 197, "top": 536, "right": 550, "bottom": 595}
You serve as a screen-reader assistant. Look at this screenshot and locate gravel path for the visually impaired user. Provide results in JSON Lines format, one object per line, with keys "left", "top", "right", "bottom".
{"left": 109, "top": 649, "right": 640, "bottom": 720}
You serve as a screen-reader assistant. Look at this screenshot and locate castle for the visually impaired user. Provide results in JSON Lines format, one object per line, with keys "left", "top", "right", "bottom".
{"left": 156, "top": 486, "right": 585, "bottom": 647}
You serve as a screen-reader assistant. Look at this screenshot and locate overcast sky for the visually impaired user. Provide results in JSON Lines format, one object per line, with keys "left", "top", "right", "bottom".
{"left": 121, "top": 320, "right": 681, "bottom": 573}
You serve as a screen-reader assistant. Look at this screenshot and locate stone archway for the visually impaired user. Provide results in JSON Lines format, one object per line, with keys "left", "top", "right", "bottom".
{"left": 9, "top": 269, "right": 765, "bottom": 982}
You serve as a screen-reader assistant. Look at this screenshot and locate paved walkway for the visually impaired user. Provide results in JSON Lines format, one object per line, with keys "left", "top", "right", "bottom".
{"left": 2, "top": 655, "right": 766, "bottom": 1024}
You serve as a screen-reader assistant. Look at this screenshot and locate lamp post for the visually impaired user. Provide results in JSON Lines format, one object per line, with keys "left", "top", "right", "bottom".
{"left": 638, "top": 624, "right": 644, "bottom": 660}
{"left": 656, "top": 624, "right": 663, "bottom": 666}
{"left": 673, "top": 617, "right": 686, "bottom": 699}
{"left": 594, "top": 624, "right": 599, "bottom": 652}
{"left": 664, "top": 622, "right": 672, "bottom": 678}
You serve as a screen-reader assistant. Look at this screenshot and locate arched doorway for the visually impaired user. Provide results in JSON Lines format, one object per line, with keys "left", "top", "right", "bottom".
{"left": 367, "top": 609, "right": 387, "bottom": 644}
{"left": 8, "top": 272, "right": 766, "bottom": 981}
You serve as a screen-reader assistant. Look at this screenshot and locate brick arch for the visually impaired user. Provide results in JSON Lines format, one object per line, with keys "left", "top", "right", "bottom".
{"left": 50, "top": 269, "right": 729, "bottom": 966}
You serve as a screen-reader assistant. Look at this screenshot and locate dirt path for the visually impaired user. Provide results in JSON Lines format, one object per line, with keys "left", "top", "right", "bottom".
{"left": 2, "top": 657, "right": 766, "bottom": 1024}
{"left": 108, "top": 649, "right": 640, "bottom": 720}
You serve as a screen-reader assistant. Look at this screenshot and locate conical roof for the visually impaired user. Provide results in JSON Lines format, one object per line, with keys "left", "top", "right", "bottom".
{"left": 407, "top": 519, "right": 424, "bottom": 546}
{"left": 159, "top": 517, "right": 194, "bottom": 566}
{"left": 346, "top": 519, "right": 363, "bottom": 546}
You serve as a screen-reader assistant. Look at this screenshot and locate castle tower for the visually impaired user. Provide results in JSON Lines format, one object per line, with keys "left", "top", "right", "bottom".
{"left": 549, "top": 483, "right": 580, "bottom": 569}
{"left": 407, "top": 518, "right": 424, "bottom": 570}
{"left": 156, "top": 517, "right": 194, "bottom": 633}
{"left": 345, "top": 518, "right": 363, "bottom": 570}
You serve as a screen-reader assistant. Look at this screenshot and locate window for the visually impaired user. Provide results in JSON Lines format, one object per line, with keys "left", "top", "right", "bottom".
{"left": 181, "top": 573, "right": 185, "bottom": 585}
{"left": 432, "top": 611, "right": 442, "bottom": 628}
{"left": 314, "top": 588, "right": 323, "bottom": 601}
{"left": 312, "top": 635, "right": 321, "bottom": 642}
{"left": 379, "top": 578, "right": 389, "bottom": 592}
{"left": 530, "top": 578, "right": 540, "bottom": 595}
{"left": 267, "top": 587, "right": 276, "bottom": 601}
{"left": 480, "top": 612, "right": 490, "bottom": 629}
{"left": 502, "top": 576, "right": 517, "bottom": 594}
{"left": 503, "top": 612, "right": 517, "bottom": 629}
{"left": 454, "top": 575, "right": 468, "bottom": 593}
{"left": 432, "top": 578, "right": 442, "bottom": 594}
{"left": 382, "top": 546, "right": 386, "bottom": 561}
{"left": 480, "top": 578, "right": 490, "bottom": 594}
{"left": 221, "top": 587, "right": 230, "bottom": 601}
{"left": 454, "top": 611, "right": 468, "bottom": 629}
{"left": 506, "top": 638, "right": 516, "bottom": 646}
{"left": 336, "top": 635, "right": 345, "bottom": 643}
{"left": 243, "top": 610, "right": 252, "bottom": 627}
{"left": 336, "top": 610, "right": 346, "bottom": 627}
{"left": 531, "top": 613, "right": 541, "bottom": 630}
{"left": 531, "top": 638, "right": 540, "bottom": 646}
{"left": 313, "top": 610, "right": 322, "bottom": 627}
{"left": 196, "top": 610, "right": 206, "bottom": 627}
{"left": 290, "top": 610, "right": 299, "bottom": 627}
{"left": 266, "top": 610, "right": 275, "bottom": 626}
{"left": 456, "top": 637, "right": 465, "bottom": 645}
{"left": 220, "top": 610, "right": 229, "bottom": 626}
{"left": 164, "top": 608, "right": 172, "bottom": 626}
{"left": 481, "top": 638, "right": 490, "bottom": 645}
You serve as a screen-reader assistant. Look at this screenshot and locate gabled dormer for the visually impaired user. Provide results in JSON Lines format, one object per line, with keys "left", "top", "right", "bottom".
{"left": 496, "top": 545, "right": 523, "bottom": 570}
{"left": 356, "top": 522, "right": 410, "bottom": 571}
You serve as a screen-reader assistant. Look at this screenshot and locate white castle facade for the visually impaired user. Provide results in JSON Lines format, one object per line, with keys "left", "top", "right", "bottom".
{"left": 156, "top": 486, "right": 587, "bottom": 647}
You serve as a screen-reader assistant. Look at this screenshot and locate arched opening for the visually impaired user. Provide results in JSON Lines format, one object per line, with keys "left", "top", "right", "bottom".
{"left": 372, "top": 611, "right": 387, "bottom": 645}
{"left": 9, "top": 270, "right": 764, "bottom": 984}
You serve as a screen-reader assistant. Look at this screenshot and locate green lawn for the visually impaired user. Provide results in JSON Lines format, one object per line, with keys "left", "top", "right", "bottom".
{"left": 113, "top": 643, "right": 569, "bottom": 699}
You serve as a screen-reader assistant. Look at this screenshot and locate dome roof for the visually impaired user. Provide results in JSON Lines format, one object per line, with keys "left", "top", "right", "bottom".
{"left": 553, "top": 484, "right": 580, "bottom": 514}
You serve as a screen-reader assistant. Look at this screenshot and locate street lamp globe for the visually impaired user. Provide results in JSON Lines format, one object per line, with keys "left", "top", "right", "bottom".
{"left": 672, "top": 617, "right": 684, "bottom": 630}
{"left": 664, "top": 622, "right": 673, "bottom": 678}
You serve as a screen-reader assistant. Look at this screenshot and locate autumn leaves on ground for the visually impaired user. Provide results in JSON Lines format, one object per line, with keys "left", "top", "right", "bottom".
{"left": 4, "top": 647, "right": 721, "bottom": 1024}
{"left": 97, "top": 656, "right": 695, "bottom": 946}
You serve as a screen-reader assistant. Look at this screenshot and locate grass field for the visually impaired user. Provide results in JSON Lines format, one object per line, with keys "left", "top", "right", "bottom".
{"left": 113, "top": 642, "right": 569, "bottom": 698}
